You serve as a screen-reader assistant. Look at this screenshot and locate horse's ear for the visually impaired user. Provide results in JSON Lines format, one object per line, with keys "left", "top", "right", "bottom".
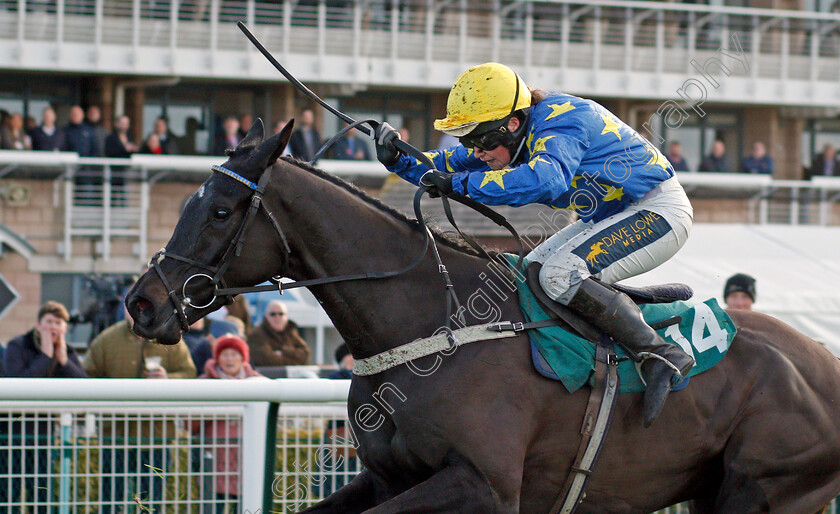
{"left": 235, "top": 119, "right": 265, "bottom": 152}
{"left": 261, "top": 119, "right": 294, "bottom": 168}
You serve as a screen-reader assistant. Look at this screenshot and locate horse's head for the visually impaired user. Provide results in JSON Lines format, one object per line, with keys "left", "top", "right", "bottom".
{"left": 125, "top": 118, "right": 293, "bottom": 344}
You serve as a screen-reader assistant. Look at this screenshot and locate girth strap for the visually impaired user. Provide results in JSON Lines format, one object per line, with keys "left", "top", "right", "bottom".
{"left": 553, "top": 340, "right": 620, "bottom": 514}
{"left": 353, "top": 322, "right": 522, "bottom": 376}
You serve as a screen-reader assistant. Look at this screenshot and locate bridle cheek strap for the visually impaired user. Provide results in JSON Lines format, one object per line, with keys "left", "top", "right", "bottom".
{"left": 148, "top": 165, "right": 289, "bottom": 333}
{"left": 149, "top": 250, "right": 192, "bottom": 333}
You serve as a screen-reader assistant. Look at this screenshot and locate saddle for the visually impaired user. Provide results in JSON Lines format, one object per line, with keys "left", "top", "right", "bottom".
{"left": 523, "top": 262, "right": 692, "bottom": 344}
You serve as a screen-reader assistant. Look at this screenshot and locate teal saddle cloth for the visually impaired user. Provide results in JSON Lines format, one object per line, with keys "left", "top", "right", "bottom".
{"left": 503, "top": 255, "right": 737, "bottom": 394}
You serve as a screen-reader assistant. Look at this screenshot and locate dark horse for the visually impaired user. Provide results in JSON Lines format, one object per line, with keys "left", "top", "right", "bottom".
{"left": 126, "top": 120, "right": 840, "bottom": 513}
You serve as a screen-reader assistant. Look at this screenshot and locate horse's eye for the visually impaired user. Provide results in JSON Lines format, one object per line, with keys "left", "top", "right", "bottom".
{"left": 214, "top": 208, "right": 231, "bottom": 221}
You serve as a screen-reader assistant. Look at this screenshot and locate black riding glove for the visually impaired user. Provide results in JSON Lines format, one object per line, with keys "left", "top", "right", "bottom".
{"left": 420, "top": 170, "right": 454, "bottom": 198}
{"left": 373, "top": 122, "right": 402, "bottom": 167}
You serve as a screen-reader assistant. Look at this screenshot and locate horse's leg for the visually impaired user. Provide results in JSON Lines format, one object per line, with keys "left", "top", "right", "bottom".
{"left": 298, "top": 468, "right": 378, "bottom": 514}
{"left": 688, "top": 497, "right": 717, "bottom": 514}
{"left": 362, "top": 453, "right": 514, "bottom": 514}
{"left": 712, "top": 464, "right": 770, "bottom": 512}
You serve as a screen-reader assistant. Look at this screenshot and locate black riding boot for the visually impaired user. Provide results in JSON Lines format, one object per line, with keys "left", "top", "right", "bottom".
{"left": 566, "top": 278, "right": 695, "bottom": 427}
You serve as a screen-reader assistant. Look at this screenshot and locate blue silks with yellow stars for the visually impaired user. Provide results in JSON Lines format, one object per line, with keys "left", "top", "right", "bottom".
{"left": 387, "top": 93, "right": 674, "bottom": 223}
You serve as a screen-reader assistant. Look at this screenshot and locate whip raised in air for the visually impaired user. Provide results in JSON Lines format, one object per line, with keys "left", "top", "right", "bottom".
{"left": 236, "top": 21, "right": 436, "bottom": 171}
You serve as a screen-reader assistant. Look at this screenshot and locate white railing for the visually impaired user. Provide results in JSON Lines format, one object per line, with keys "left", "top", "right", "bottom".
{"left": 0, "top": 1, "right": 838, "bottom": 105}
{"left": 0, "top": 378, "right": 350, "bottom": 513}
{"left": 0, "top": 378, "right": 836, "bottom": 513}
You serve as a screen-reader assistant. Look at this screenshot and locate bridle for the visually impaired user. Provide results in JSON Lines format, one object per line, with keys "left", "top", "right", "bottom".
{"left": 147, "top": 161, "right": 464, "bottom": 337}
{"left": 148, "top": 164, "right": 289, "bottom": 332}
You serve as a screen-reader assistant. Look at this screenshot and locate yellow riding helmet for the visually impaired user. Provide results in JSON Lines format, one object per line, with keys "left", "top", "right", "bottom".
{"left": 434, "top": 62, "right": 532, "bottom": 137}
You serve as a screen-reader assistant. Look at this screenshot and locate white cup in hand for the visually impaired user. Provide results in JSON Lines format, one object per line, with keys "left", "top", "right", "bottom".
{"left": 145, "top": 356, "right": 162, "bottom": 371}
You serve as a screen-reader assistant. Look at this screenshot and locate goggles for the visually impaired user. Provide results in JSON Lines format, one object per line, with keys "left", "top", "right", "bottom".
{"left": 459, "top": 125, "right": 509, "bottom": 151}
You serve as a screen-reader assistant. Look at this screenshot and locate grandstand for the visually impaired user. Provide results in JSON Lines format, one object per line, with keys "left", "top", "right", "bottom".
{"left": 0, "top": 1, "right": 839, "bottom": 510}
{"left": 0, "top": 0, "right": 836, "bottom": 346}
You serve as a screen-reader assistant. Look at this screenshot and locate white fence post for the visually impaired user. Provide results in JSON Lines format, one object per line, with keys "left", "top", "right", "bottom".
{"left": 241, "top": 401, "right": 270, "bottom": 513}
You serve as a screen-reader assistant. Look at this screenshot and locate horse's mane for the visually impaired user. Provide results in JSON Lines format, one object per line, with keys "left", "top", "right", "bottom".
{"left": 279, "top": 156, "right": 492, "bottom": 259}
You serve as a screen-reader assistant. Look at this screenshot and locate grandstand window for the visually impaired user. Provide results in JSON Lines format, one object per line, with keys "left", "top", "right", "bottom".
{"left": 0, "top": 75, "right": 77, "bottom": 123}
{"left": 663, "top": 110, "right": 742, "bottom": 173}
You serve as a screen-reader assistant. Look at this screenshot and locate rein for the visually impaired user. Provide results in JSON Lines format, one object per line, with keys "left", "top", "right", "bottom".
{"left": 150, "top": 23, "right": 526, "bottom": 341}
{"left": 149, "top": 163, "right": 468, "bottom": 340}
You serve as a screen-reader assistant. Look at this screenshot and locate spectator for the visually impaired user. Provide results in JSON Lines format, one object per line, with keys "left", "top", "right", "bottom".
{"left": 723, "top": 273, "right": 756, "bottom": 311}
{"left": 61, "top": 105, "right": 99, "bottom": 156}
{"left": 222, "top": 315, "right": 246, "bottom": 338}
{"left": 247, "top": 300, "right": 311, "bottom": 366}
{"left": 213, "top": 115, "right": 241, "bottom": 156}
{"left": 699, "top": 140, "right": 728, "bottom": 173}
{"left": 666, "top": 141, "right": 690, "bottom": 172}
{"left": 84, "top": 309, "right": 196, "bottom": 512}
{"left": 85, "top": 105, "right": 107, "bottom": 156}
{"left": 178, "top": 116, "right": 201, "bottom": 155}
{"left": 225, "top": 295, "right": 253, "bottom": 337}
{"left": 152, "top": 116, "right": 179, "bottom": 155}
{"left": 397, "top": 127, "right": 410, "bottom": 144}
{"left": 332, "top": 126, "right": 371, "bottom": 160}
{"left": 238, "top": 113, "right": 253, "bottom": 139}
{"left": 3, "top": 301, "right": 85, "bottom": 512}
{"left": 105, "top": 115, "right": 138, "bottom": 206}
{"left": 741, "top": 141, "right": 774, "bottom": 175}
{"left": 0, "top": 113, "right": 32, "bottom": 150}
{"left": 328, "top": 343, "right": 353, "bottom": 380}
{"left": 4, "top": 300, "right": 86, "bottom": 378}
{"left": 200, "top": 335, "right": 263, "bottom": 379}
{"left": 806, "top": 143, "right": 840, "bottom": 179}
{"left": 84, "top": 308, "right": 196, "bottom": 379}
{"left": 29, "top": 106, "right": 64, "bottom": 151}
{"left": 24, "top": 115, "right": 37, "bottom": 133}
{"left": 288, "top": 108, "right": 322, "bottom": 162}
{"left": 192, "top": 335, "right": 264, "bottom": 513}
{"left": 139, "top": 132, "right": 163, "bottom": 154}
{"left": 104, "top": 114, "right": 139, "bottom": 158}
{"left": 184, "top": 318, "right": 213, "bottom": 374}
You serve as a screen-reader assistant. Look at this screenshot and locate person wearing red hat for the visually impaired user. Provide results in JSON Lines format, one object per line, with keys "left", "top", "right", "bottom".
{"left": 194, "top": 335, "right": 265, "bottom": 512}
{"left": 200, "top": 335, "right": 262, "bottom": 379}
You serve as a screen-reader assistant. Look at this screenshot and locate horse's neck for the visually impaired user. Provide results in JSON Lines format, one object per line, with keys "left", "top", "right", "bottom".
{"left": 273, "top": 165, "right": 491, "bottom": 358}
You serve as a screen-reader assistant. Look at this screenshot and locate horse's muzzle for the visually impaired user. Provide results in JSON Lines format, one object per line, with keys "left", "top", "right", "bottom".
{"left": 125, "top": 276, "right": 185, "bottom": 345}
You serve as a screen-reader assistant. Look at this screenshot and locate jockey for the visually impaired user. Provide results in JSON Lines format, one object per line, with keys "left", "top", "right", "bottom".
{"left": 374, "top": 62, "right": 695, "bottom": 427}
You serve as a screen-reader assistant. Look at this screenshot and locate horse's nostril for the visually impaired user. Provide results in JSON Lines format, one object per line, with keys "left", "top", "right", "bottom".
{"left": 134, "top": 297, "right": 153, "bottom": 314}
{"left": 129, "top": 296, "right": 156, "bottom": 324}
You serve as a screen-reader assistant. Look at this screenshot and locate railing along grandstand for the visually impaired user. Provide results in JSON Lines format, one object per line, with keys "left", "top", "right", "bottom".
{"left": 0, "top": 1, "right": 838, "bottom": 103}
{"left": 0, "top": 150, "right": 839, "bottom": 264}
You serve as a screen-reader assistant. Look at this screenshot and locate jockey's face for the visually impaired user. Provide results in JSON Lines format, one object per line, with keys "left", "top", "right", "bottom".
{"left": 471, "top": 116, "right": 520, "bottom": 171}
{"left": 474, "top": 144, "right": 512, "bottom": 171}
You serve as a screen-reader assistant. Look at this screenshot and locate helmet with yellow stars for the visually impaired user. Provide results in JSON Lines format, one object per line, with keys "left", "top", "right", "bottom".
{"left": 434, "top": 62, "right": 532, "bottom": 137}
